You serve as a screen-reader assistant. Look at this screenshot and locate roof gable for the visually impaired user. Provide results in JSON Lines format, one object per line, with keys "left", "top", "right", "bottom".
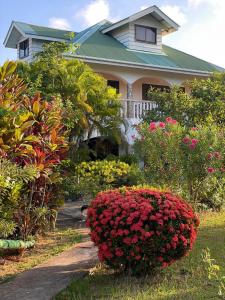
{"left": 102, "top": 6, "right": 179, "bottom": 36}
{"left": 4, "top": 21, "right": 75, "bottom": 48}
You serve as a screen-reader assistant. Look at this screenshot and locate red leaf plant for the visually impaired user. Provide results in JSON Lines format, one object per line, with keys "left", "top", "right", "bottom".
{"left": 87, "top": 187, "right": 199, "bottom": 274}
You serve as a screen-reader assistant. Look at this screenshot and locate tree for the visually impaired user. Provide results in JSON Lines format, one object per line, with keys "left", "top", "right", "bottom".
{"left": 17, "top": 42, "right": 124, "bottom": 158}
{"left": 144, "top": 73, "right": 225, "bottom": 127}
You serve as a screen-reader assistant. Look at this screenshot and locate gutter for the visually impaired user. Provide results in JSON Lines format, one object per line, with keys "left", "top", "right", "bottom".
{"left": 65, "top": 54, "right": 212, "bottom": 77}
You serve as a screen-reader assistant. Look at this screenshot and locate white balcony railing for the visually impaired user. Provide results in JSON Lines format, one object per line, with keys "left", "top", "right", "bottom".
{"left": 121, "top": 99, "right": 157, "bottom": 119}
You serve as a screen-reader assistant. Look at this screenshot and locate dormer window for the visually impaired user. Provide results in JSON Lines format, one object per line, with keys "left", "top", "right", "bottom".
{"left": 19, "top": 39, "right": 29, "bottom": 58}
{"left": 135, "top": 25, "right": 157, "bottom": 44}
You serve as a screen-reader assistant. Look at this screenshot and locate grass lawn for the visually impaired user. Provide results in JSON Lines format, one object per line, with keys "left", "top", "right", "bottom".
{"left": 55, "top": 211, "right": 225, "bottom": 300}
{"left": 0, "top": 227, "right": 82, "bottom": 284}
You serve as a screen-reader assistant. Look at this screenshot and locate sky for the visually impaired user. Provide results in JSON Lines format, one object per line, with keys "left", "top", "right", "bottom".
{"left": 1, "top": 0, "right": 225, "bottom": 68}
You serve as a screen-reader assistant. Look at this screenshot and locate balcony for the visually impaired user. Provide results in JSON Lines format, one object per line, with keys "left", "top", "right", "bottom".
{"left": 121, "top": 99, "right": 157, "bottom": 119}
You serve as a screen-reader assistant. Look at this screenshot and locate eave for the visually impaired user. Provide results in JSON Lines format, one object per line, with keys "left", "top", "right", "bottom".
{"left": 65, "top": 54, "right": 212, "bottom": 77}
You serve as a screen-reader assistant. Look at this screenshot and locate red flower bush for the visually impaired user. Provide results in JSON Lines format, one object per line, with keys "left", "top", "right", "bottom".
{"left": 87, "top": 187, "right": 199, "bottom": 273}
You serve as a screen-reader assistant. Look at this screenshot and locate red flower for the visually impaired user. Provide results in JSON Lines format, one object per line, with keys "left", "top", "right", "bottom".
{"left": 159, "top": 122, "right": 165, "bottom": 128}
{"left": 183, "top": 137, "right": 190, "bottom": 144}
{"left": 207, "top": 167, "right": 215, "bottom": 173}
{"left": 149, "top": 122, "right": 157, "bottom": 131}
{"left": 115, "top": 248, "right": 124, "bottom": 257}
{"left": 87, "top": 187, "right": 199, "bottom": 273}
{"left": 189, "top": 143, "right": 196, "bottom": 150}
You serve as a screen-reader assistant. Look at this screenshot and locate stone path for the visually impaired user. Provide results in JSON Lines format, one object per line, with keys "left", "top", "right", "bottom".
{"left": 0, "top": 202, "right": 98, "bottom": 300}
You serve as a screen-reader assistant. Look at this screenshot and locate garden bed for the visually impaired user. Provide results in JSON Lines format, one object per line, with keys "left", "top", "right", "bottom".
{"left": 55, "top": 211, "right": 225, "bottom": 300}
{"left": 0, "top": 227, "right": 82, "bottom": 283}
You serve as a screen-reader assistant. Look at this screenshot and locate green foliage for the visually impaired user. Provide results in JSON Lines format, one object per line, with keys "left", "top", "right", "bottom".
{"left": 0, "top": 61, "right": 68, "bottom": 240}
{"left": 134, "top": 119, "right": 225, "bottom": 209}
{"left": 17, "top": 42, "right": 124, "bottom": 157}
{"left": 62, "top": 160, "right": 142, "bottom": 201}
{"left": 144, "top": 73, "right": 225, "bottom": 126}
{"left": 202, "top": 248, "right": 225, "bottom": 298}
{"left": 0, "top": 159, "right": 37, "bottom": 238}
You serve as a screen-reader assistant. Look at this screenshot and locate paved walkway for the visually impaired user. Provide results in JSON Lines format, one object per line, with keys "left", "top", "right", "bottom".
{"left": 0, "top": 203, "right": 98, "bottom": 300}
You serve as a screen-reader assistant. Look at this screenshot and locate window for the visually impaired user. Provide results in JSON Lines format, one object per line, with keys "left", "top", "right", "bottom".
{"left": 135, "top": 25, "right": 157, "bottom": 44}
{"left": 142, "top": 84, "right": 170, "bottom": 100}
{"left": 19, "top": 39, "right": 29, "bottom": 59}
{"left": 107, "top": 80, "right": 120, "bottom": 93}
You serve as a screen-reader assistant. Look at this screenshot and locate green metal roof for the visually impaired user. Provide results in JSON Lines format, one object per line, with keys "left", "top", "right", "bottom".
{"left": 72, "top": 21, "right": 223, "bottom": 73}
{"left": 11, "top": 20, "right": 224, "bottom": 74}
{"left": 14, "top": 21, "right": 74, "bottom": 40}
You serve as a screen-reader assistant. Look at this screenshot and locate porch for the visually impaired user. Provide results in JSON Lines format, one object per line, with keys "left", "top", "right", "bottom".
{"left": 98, "top": 72, "right": 186, "bottom": 120}
{"left": 120, "top": 99, "right": 156, "bottom": 119}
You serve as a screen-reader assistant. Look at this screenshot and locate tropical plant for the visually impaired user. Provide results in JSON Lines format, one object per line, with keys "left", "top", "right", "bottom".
{"left": 17, "top": 42, "right": 124, "bottom": 156}
{"left": 0, "top": 61, "right": 68, "bottom": 239}
{"left": 87, "top": 187, "right": 199, "bottom": 274}
{"left": 0, "top": 159, "right": 37, "bottom": 238}
{"left": 134, "top": 118, "right": 225, "bottom": 209}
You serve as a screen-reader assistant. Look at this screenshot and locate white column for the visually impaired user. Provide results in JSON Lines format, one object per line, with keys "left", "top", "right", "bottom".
{"left": 127, "top": 83, "right": 134, "bottom": 118}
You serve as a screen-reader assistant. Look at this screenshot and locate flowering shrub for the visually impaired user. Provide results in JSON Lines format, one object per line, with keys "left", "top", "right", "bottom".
{"left": 134, "top": 118, "right": 225, "bottom": 209}
{"left": 63, "top": 160, "right": 142, "bottom": 201}
{"left": 87, "top": 187, "right": 199, "bottom": 274}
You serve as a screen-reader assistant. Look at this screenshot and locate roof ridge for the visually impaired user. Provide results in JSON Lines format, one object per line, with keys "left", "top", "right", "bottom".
{"left": 74, "top": 20, "right": 111, "bottom": 44}
{"left": 14, "top": 20, "right": 74, "bottom": 33}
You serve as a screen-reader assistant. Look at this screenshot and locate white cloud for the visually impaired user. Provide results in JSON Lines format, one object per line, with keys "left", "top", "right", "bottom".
{"left": 164, "top": 1, "right": 225, "bottom": 67}
{"left": 76, "top": 0, "right": 112, "bottom": 26}
{"left": 160, "top": 5, "right": 187, "bottom": 25}
{"left": 49, "top": 17, "right": 71, "bottom": 30}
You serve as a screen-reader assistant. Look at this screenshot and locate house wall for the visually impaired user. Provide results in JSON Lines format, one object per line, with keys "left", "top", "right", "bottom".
{"left": 98, "top": 72, "right": 127, "bottom": 98}
{"left": 91, "top": 63, "right": 199, "bottom": 99}
{"left": 110, "top": 15, "right": 163, "bottom": 53}
{"left": 110, "top": 24, "right": 130, "bottom": 48}
{"left": 129, "top": 15, "right": 163, "bottom": 53}
{"left": 132, "top": 77, "right": 171, "bottom": 99}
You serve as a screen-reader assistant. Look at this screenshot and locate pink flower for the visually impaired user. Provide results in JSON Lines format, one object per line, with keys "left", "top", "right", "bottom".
{"left": 207, "top": 153, "right": 213, "bottom": 159}
{"left": 207, "top": 167, "right": 215, "bottom": 173}
{"left": 214, "top": 152, "right": 221, "bottom": 159}
{"left": 166, "top": 117, "right": 177, "bottom": 124}
{"left": 166, "top": 117, "right": 172, "bottom": 123}
{"left": 183, "top": 137, "right": 190, "bottom": 144}
{"left": 191, "top": 139, "right": 198, "bottom": 144}
{"left": 191, "top": 127, "right": 198, "bottom": 131}
{"left": 149, "top": 122, "right": 157, "bottom": 131}
{"left": 159, "top": 122, "right": 165, "bottom": 128}
{"left": 189, "top": 143, "right": 196, "bottom": 150}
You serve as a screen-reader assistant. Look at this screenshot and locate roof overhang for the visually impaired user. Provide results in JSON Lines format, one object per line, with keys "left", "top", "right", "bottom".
{"left": 102, "top": 6, "right": 179, "bottom": 36}
{"left": 65, "top": 54, "right": 211, "bottom": 77}
{"left": 4, "top": 21, "right": 72, "bottom": 49}
{"left": 4, "top": 21, "right": 26, "bottom": 48}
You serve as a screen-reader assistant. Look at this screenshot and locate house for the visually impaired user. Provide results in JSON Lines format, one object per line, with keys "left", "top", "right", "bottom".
{"left": 3, "top": 5, "right": 223, "bottom": 155}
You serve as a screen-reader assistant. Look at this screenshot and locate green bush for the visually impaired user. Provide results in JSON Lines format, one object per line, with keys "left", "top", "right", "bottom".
{"left": 62, "top": 160, "right": 143, "bottom": 202}
{"left": 0, "top": 159, "right": 37, "bottom": 239}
